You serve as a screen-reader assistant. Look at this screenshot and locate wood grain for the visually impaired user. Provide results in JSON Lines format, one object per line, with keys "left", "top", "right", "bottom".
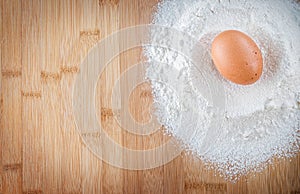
{"left": 1, "top": 0, "right": 299, "bottom": 193}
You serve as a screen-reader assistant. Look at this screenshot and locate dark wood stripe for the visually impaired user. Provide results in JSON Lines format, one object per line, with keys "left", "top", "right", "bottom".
{"left": 21, "top": 91, "right": 42, "bottom": 98}
{"left": 79, "top": 29, "right": 100, "bottom": 37}
{"left": 41, "top": 71, "right": 61, "bottom": 81}
{"left": 60, "top": 66, "right": 80, "bottom": 74}
{"left": 2, "top": 70, "right": 22, "bottom": 78}
{"left": 81, "top": 131, "right": 101, "bottom": 138}
{"left": 99, "top": 0, "right": 119, "bottom": 6}
{"left": 23, "top": 190, "right": 43, "bottom": 194}
{"left": 139, "top": 90, "right": 152, "bottom": 98}
{"left": 185, "top": 182, "right": 227, "bottom": 191}
{"left": 3, "top": 163, "right": 22, "bottom": 171}
{"left": 101, "top": 107, "right": 114, "bottom": 118}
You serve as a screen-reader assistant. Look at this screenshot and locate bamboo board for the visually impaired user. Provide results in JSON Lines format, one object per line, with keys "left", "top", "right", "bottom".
{"left": 0, "top": 0, "right": 299, "bottom": 193}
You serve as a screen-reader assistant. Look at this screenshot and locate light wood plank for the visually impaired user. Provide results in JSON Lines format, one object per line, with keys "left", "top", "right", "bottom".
{"left": 41, "top": 81, "right": 63, "bottom": 194}
{"left": 21, "top": 0, "right": 42, "bottom": 92}
{"left": 61, "top": 74, "right": 82, "bottom": 194}
{"left": 0, "top": 0, "right": 2, "bottom": 192}
{"left": 94, "top": 1, "right": 124, "bottom": 194}
{"left": 1, "top": 75, "right": 22, "bottom": 194}
{"left": 2, "top": 169, "right": 22, "bottom": 194}
{"left": 39, "top": 1, "right": 64, "bottom": 193}
{"left": 1, "top": 0, "right": 22, "bottom": 71}
{"left": 1, "top": 77, "right": 22, "bottom": 165}
{"left": 22, "top": 97, "right": 43, "bottom": 193}
{"left": 59, "top": 1, "right": 83, "bottom": 193}
{"left": 21, "top": 1, "right": 43, "bottom": 192}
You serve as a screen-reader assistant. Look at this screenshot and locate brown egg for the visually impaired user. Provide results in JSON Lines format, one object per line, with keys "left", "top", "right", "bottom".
{"left": 211, "top": 30, "right": 263, "bottom": 85}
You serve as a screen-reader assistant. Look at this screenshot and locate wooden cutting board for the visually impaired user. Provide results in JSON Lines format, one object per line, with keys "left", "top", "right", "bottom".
{"left": 1, "top": 0, "right": 299, "bottom": 193}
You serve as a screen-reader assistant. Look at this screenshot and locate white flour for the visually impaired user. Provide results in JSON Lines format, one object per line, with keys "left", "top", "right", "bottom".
{"left": 144, "top": 0, "right": 300, "bottom": 180}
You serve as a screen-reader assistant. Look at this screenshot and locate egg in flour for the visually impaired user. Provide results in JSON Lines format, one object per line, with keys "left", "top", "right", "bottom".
{"left": 211, "top": 30, "right": 263, "bottom": 85}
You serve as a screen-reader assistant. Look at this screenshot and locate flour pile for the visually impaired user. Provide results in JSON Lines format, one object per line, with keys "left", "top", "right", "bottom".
{"left": 144, "top": 0, "right": 300, "bottom": 180}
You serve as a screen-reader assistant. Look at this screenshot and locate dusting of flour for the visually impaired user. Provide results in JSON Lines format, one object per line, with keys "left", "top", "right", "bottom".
{"left": 144, "top": 0, "right": 300, "bottom": 180}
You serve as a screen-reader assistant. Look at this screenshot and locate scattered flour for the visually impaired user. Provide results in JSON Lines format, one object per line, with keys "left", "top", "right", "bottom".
{"left": 144, "top": 0, "right": 300, "bottom": 180}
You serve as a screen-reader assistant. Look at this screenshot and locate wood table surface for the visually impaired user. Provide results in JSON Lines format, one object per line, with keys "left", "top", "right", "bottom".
{"left": 0, "top": 0, "right": 299, "bottom": 193}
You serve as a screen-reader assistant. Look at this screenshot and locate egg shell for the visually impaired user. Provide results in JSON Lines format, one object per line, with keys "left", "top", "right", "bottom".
{"left": 211, "top": 30, "right": 263, "bottom": 85}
